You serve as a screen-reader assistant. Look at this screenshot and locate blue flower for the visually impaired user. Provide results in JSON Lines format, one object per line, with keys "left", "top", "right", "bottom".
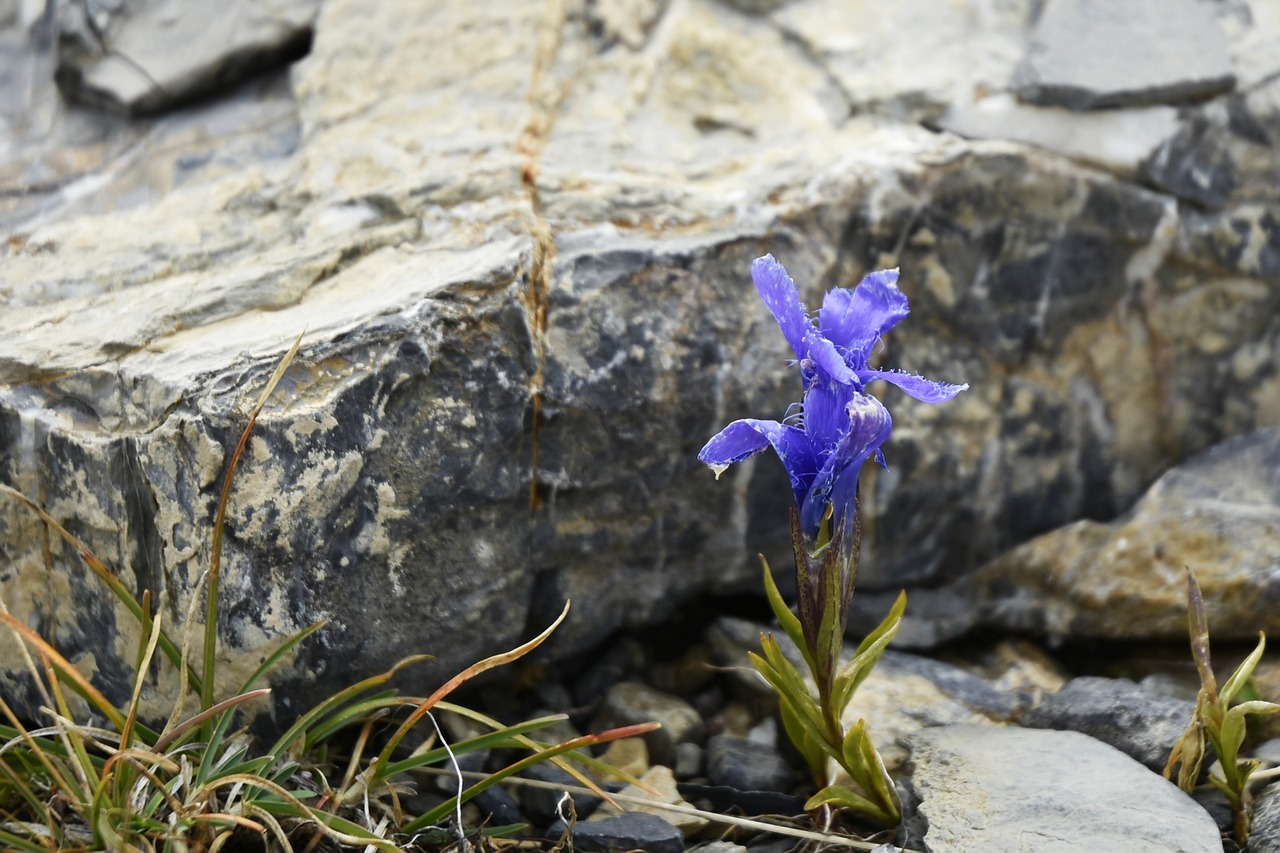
{"left": 698, "top": 255, "right": 967, "bottom": 543}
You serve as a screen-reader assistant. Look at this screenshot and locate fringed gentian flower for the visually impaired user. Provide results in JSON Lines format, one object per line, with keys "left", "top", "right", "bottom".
{"left": 696, "top": 255, "right": 968, "bottom": 827}
{"left": 699, "top": 254, "right": 966, "bottom": 546}
{"left": 696, "top": 255, "right": 967, "bottom": 825}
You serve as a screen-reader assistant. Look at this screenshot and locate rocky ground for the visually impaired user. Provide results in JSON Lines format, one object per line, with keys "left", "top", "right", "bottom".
{"left": 4, "top": 0, "right": 1280, "bottom": 849}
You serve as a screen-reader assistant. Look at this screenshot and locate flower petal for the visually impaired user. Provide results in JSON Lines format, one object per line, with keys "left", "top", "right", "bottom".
{"left": 862, "top": 368, "right": 969, "bottom": 403}
{"left": 798, "top": 393, "right": 892, "bottom": 540}
{"left": 752, "top": 255, "right": 855, "bottom": 384}
{"left": 698, "top": 418, "right": 817, "bottom": 509}
{"left": 820, "top": 268, "right": 908, "bottom": 366}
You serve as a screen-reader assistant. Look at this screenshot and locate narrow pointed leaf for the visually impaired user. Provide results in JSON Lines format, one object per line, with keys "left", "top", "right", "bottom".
{"left": 1221, "top": 633, "right": 1266, "bottom": 707}
{"left": 833, "top": 591, "right": 905, "bottom": 712}
{"left": 804, "top": 785, "right": 896, "bottom": 826}
{"left": 760, "top": 555, "right": 815, "bottom": 674}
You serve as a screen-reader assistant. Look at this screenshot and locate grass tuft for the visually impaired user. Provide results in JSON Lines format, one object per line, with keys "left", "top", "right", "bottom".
{"left": 0, "top": 335, "right": 654, "bottom": 851}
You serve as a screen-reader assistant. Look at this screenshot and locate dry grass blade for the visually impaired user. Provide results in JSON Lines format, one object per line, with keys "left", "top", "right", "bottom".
{"left": 375, "top": 600, "right": 571, "bottom": 773}
{"left": 0, "top": 612, "right": 127, "bottom": 733}
{"left": 204, "top": 330, "right": 305, "bottom": 712}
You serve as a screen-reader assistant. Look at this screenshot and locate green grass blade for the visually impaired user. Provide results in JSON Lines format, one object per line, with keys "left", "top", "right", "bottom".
{"left": 237, "top": 621, "right": 326, "bottom": 696}
{"left": 266, "top": 655, "right": 432, "bottom": 760}
{"left": 381, "top": 714, "right": 573, "bottom": 777}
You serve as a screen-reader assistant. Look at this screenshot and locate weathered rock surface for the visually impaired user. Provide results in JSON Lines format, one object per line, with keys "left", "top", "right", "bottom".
{"left": 1013, "top": 0, "right": 1235, "bottom": 109}
{"left": 889, "top": 429, "right": 1280, "bottom": 645}
{"left": 55, "top": 0, "right": 319, "bottom": 115}
{"left": 3, "top": 0, "right": 1280, "bottom": 721}
{"left": 1250, "top": 781, "right": 1280, "bottom": 852}
{"left": 903, "top": 726, "right": 1221, "bottom": 852}
{"left": 1022, "top": 676, "right": 1196, "bottom": 772}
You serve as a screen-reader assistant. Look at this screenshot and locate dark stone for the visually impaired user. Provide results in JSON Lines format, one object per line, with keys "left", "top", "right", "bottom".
{"left": 519, "top": 762, "right": 603, "bottom": 824}
{"left": 454, "top": 751, "right": 525, "bottom": 826}
{"left": 676, "top": 783, "right": 806, "bottom": 817}
{"left": 704, "top": 734, "right": 794, "bottom": 793}
{"left": 1022, "top": 676, "right": 1196, "bottom": 772}
{"left": 546, "top": 812, "right": 685, "bottom": 853}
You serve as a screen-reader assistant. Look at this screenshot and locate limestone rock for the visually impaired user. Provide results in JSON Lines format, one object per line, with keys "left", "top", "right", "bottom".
{"left": 1250, "top": 781, "right": 1280, "bottom": 852}
{"left": 55, "top": 0, "right": 319, "bottom": 115}
{"left": 588, "top": 766, "right": 706, "bottom": 835}
{"left": 1013, "top": 0, "right": 1235, "bottom": 110}
{"left": 4, "top": 0, "right": 1280, "bottom": 723}
{"left": 938, "top": 93, "right": 1180, "bottom": 178}
{"left": 904, "top": 726, "right": 1221, "bottom": 852}
{"left": 594, "top": 683, "right": 705, "bottom": 767}
{"left": 957, "top": 429, "right": 1280, "bottom": 643}
{"left": 704, "top": 734, "right": 793, "bottom": 793}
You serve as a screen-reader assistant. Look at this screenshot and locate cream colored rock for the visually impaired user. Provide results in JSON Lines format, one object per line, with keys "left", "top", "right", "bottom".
{"left": 588, "top": 765, "right": 706, "bottom": 835}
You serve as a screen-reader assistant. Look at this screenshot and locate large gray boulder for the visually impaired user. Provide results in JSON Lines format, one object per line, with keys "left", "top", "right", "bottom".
{"left": 2, "top": 0, "right": 1280, "bottom": 720}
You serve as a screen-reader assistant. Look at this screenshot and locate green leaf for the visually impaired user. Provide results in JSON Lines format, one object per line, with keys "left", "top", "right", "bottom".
{"left": 804, "top": 784, "right": 896, "bottom": 826}
{"left": 832, "top": 591, "right": 906, "bottom": 712}
{"left": 1221, "top": 633, "right": 1266, "bottom": 707}
{"left": 747, "top": 649, "right": 827, "bottom": 743}
{"left": 778, "top": 694, "right": 826, "bottom": 783}
{"left": 760, "top": 555, "right": 815, "bottom": 674}
{"left": 756, "top": 636, "right": 821, "bottom": 721}
{"left": 748, "top": 651, "right": 844, "bottom": 771}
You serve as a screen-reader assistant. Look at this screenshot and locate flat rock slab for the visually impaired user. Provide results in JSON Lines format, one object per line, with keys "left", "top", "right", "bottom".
{"left": 56, "top": 0, "right": 320, "bottom": 115}
{"left": 905, "top": 725, "right": 1221, "bottom": 852}
{"left": 1014, "top": 0, "right": 1235, "bottom": 109}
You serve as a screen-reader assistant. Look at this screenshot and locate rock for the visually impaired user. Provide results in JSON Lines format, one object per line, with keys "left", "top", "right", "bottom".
{"left": 597, "top": 736, "right": 650, "bottom": 780}
{"left": 930, "top": 429, "right": 1280, "bottom": 643}
{"left": 673, "top": 742, "right": 703, "bottom": 780}
{"left": 6, "top": 0, "right": 1280, "bottom": 724}
{"left": 595, "top": 683, "right": 705, "bottom": 767}
{"left": 1022, "top": 676, "right": 1196, "bottom": 773}
{"left": 674, "top": 783, "right": 805, "bottom": 818}
{"left": 704, "top": 734, "right": 794, "bottom": 793}
{"left": 1012, "top": 0, "right": 1235, "bottom": 110}
{"left": 519, "top": 762, "right": 603, "bottom": 825}
{"left": 768, "top": 0, "right": 1032, "bottom": 124}
{"left": 547, "top": 812, "right": 684, "bottom": 853}
{"left": 55, "top": 0, "right": 319, "bottom": 116}
{"left": 589, "top": 765, "right": 707, "bottom": 835}
{"left": 1249, "top": 782, "right": 1280, "bottom": 851}
{"left": 904, "top": 725, "right": 1221, "bottom": 852}
{"left": 938, "top": 93, "right": 1180, "bottom": 178}
{"left": 454, "top": 751, "right": 526, "bottom": 827}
